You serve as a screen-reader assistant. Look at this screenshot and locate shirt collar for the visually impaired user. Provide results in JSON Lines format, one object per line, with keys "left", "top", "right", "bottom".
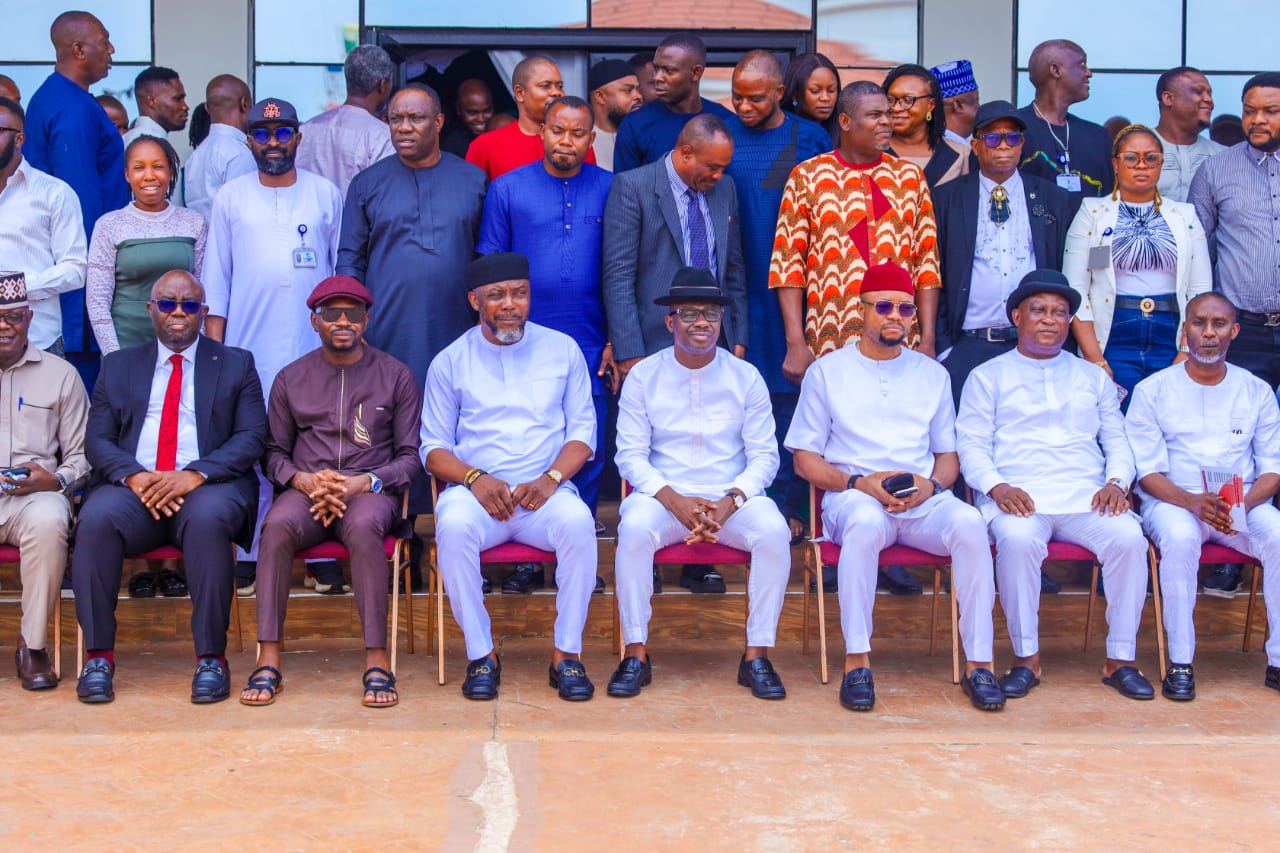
{"left": 665, "top": 152, "right": 695, "bottom": 195}
{"left": 978, "top": 169, "right": 1023, "bottom": 195}
{"left": 133, "top": 115, "right": 167, "bottom": 136}
{"left": 1248, "top": 143, "right": 1280, "bottom": 164}
{"left": 156, "top": 335, "right": 200, "bottom": 369}
{"left": 0, "top": 343, "right": 43, "bottom": 372}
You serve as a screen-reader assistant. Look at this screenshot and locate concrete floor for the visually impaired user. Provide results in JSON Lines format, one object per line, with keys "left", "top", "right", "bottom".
{"left": 2, "top": 635, "right": 1278, "bottom": 851}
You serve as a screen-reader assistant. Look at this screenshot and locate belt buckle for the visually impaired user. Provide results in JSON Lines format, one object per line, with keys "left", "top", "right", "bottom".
{"left": 1139, "top": 297, "right": 1156, "bottom": 316}
{"left": 1266, "top": 313, "right": 1280, "bottom": 327}
{"left": 983, "top": 327, "right": 1003, "bottom": 343}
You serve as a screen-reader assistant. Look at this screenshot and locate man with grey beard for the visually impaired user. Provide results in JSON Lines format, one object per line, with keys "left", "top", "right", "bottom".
{"left": 1126, "top": 292, "right": 1280, "bottom": 701}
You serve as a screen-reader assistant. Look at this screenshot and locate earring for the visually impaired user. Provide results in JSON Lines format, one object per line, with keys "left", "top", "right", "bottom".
{"left": 926, "top": 110, "right": 933, "bottom": 121}
{"left": 1154, "top": 187, "right": 1163, "bottom": 212}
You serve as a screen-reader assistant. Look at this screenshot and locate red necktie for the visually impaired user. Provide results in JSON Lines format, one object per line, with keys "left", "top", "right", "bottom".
{"left": 156, "top": 354, "right": 183, "bottom": 471}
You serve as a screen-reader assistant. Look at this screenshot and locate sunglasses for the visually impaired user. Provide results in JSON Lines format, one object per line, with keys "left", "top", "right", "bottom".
{"left": 669, "top": 307, "right": 723, "bottom": 323}
{"left": 315, "top": 305, "right": 368, "bottom": 323}
{"left": 1118, "top": 152, "right": 1163, "bottom": 167}
{"left": 150, "top": 298, "right": 203, "bottom": 314}
{"left": 0, "top": 310, "right": 28, "bottom": 326}
{"left": 249, "top": 126, "right": 296, "bottom": 145}
{"left": 861, "top": 299, "right": 916, "bottom": 318}
{"left": 979, "top": 131, "right": 1024, "bottom": 148}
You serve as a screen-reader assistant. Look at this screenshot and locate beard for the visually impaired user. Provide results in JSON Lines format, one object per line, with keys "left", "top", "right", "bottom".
{"left": 254, "top": 149, "right": 295, "bottom": 175}
{"left": 1188, "top": 346, "right": 1227, "bottom": 365}
{"left": 0, "top": 136, "right": 16, "bottom": 172}
{"left": 607, "top": 107, "right": 629, "bottom": 128}
{"left": 483, "top": 314, "right": 526, "bottom": 344}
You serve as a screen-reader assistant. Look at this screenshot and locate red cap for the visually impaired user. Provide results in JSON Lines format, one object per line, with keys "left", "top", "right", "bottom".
{"left": 306, "top": 275, "right": 374, "bottom": 309}
{"left": 859, "top": 262, "right": 915, "bottom": 297}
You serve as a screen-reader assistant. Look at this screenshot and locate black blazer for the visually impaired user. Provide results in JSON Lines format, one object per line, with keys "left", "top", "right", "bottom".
{"left": 933, "top": 171, "right": 1079, "bottom": 349}
{"left": 85, "top": 336, "right": 268, "bottom": 549}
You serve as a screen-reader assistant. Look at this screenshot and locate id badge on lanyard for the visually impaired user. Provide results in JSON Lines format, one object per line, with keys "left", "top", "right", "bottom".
{"left": 293, "top": 223, "right": 318, "bottom": 269}
{"left": 1055, "top": 151, "right": 1081, "bottom": 192}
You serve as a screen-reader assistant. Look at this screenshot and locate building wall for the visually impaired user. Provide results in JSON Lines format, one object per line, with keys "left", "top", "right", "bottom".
{"left": 922, "top": 0, "right": 1015, "bottom": 102}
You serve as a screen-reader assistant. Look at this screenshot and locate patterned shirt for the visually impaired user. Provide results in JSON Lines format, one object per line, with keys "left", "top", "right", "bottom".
{"left": 768, "top": 151, "right": 940, "bottom": 355}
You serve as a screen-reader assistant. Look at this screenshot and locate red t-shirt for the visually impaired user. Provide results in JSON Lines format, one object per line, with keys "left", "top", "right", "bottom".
{"left": 465, "top": 120, "right": 596, "bottom": 181}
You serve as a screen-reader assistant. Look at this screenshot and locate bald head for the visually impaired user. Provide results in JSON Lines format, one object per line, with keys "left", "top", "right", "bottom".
{"left": 205, "top": 74, "right": 252, "bottom": 127}
{"left": 1028, "top": 39, "right": 1083, "bottom": 87}
{"left": 151, "top": 269, "right": 204, "bottom": 302}
{"left": 513, "top": 56, "right": 558, "bottom": 91}
{"left": 0, "top": 75, "right": 18, "bottom": 104}
{"left": 51, "top": 10, "right": 100, "bottom": 51}
{"left": 51, "top": 11, "right": 113, "bottom": 87}
{"left": 676, "top": 112, "right": 731, "bottom": 149}
{"left": 150, "top": 270, "right": 206, "bottom": 350}
{"left": 734, "top": 50, "right": 782, "bottom": 86}
{"left": 458, "top": 79, "right": 492, "bottom": 101}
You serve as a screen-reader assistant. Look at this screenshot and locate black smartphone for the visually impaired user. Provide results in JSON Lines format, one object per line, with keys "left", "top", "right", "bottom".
{"left": 1, "top": 467, "right": 30, "bottom": 479}
{"left": 882, "top": 472, "right": 917, "bottom": 497}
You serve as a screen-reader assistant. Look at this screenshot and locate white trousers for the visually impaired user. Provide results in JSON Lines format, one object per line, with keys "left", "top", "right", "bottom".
{"left": 989, "top": 510, "right": 1148, "bottom": 661}
{"left": 614, "top": 493, "right": 791, "bottom": 646}
{"left": 435, "top": 484, "right": 597, "bottom": 661}
{"left": 1142, "top": 499, "right": 1280, "bottom": 667}
{"left": 823, "top": 489, "right": 995, "bottom": 661}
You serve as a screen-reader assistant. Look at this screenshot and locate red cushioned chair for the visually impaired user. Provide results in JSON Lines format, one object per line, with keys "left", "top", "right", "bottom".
{"left": 0, "top": 545, "right": 62, "bottom": 679}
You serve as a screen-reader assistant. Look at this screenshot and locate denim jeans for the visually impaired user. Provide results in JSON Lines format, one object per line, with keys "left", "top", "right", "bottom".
{"left": 1104, "top": 300, "right": 1178, "bottom": 412}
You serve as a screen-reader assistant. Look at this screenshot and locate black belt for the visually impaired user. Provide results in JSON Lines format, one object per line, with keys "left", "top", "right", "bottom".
{"left": 1114, "top": 295, "right": 1178, "bottom": 314}
{"left": 962, "top": 326, "right": 1018, "bottom": 343}
{"left": 1240, "top": 309, "right": 1280, "bottom": 327}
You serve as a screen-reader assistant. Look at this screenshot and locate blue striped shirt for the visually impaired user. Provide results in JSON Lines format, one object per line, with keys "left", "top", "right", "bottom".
{"left": 664, "top": 153, "right": 718, "bottom": 279}
{"left": 1188, "top": 142, "right": 1280, "bottom": 312}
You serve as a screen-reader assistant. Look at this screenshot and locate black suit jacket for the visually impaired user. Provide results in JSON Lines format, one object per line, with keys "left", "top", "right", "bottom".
{"left": 933, "top": 172, "right": 1079, "bottom": 350}
{"left": 85, "top": 336, "right": 268, "bottom": 549}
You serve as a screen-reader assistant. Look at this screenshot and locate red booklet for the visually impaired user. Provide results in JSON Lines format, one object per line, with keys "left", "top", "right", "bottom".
{"left": 1201, "top": 468, "right": 1247, "bottom": 533}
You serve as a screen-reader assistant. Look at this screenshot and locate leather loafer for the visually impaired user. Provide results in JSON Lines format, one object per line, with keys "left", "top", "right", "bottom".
{"left": 1162, "top": 664, "right": 1196, "bottom": 701}
{"left": 191, "top": 657, "right": 231, "bottom": 703}
{"left": 737, "top": 655, "right": 786, "bottom": 700}
{"left": 15, "top": 647, "right": 58, "bottom": 690}
{"left": 127, "top": 571, "right": 156, "bottom": 598}
{"left": 878, "top": 564, "right": 921, "bottom": 595}
{"left": 462, "top": 655, "right": 501, "bottom": 700}
{"left": 679, "top": 564, "right": 725, "bottom": 593}
{"left": 652, "top": 566, "right": 663, "bottom": 594}
{"left": 607, "top": 655, "right": 652, "bottom": 697}
{"left": 157, "top": 569, "right": 189, "bottom": 598}
{"left": 1102, "top": 665, "right": 1155, "bottom": 700}
{"left": 502, "top": 564, "right": 544, "bottom": 594}
{"left": 999, "top": 666, "right": 1040, "bottom": 698}
{"left": 1265, "top": 665, "right": 1280, "bottom": 693}
{"left": 76, "top": 657, "right": 115, "bottom": 703}
{"left": 839, "top": 667, "right": 875, "bottom": 711}
{"left": 549, "top": 659, "right": 595, "bottom": 701}
{"left": 962, "top": 667, "right": 1006, "bottom": 711}
{"left": 1041, "top": 573, "right": 1061, "bottom": 594}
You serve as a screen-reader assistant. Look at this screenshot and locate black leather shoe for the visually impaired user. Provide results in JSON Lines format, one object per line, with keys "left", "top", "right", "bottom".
{"left": 737, "top": 656, "right": 786, "bottom": 700}
{"left": 962, "top": 668, "right": 1006, "bottom": 711}
{"left": 549, "top": 659, "right": 595, "bottom": 701}
{"left": 15, "top": 647, "right": 58, "bottom": 690}
{"left": 839, "top": 667, "right": 875, "bottom": 711}
{"left": 76, "top": 657, "right": 114, "bottom": 703}
{"left": 191, "top": 657, "right": 231, "bottom": 704}
{"left": 157, "top": 569, "right": 189, "bottom": 598}
{"left": 128, "top": 571, "right": 156, "bottom": 598}
{"left": 481, "top": 576, "right": 493, "bottom": 595}
{"left": 502, "top": 564, "right": 544, "bottom": 594}
{"left": 1041, "top": 573, "right": 1061, "bottom": 594}
{"left": 999, "top": 666, "right": 1040, "bottom": 698}
{"left": 679, "top": 564, "right": 725, "bottom": 593}
{"left": 607, "top": 656, "right": 652, "bottom": 697}
{"left": 809, "top": 564, "right": 839, "bottom": 593}
{"left": 1265, "top": 665, "right": 1280, "bottom": 693}
{"left": 594, "top": 575, "right": 605, "bottom": 594}
{"left": 462, "top": 655, "right": 501, "bottom": 700}
{"left": 1102, "top": 665, "right": 1155, "bottom": 700}
{"left": 652, "top": 566, "right": 663, "bottom": 594}
{"left": 878, "top": 565, "right": 921, "bottom": 595}
{"left": 1162, "top": 664, "right": 1196, "bottom": 701}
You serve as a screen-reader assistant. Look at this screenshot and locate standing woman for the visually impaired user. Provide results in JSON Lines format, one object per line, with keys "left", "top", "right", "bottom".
{"left": 782, "top": 52, "right": 841, "bottom": 146}
{"left": 87, "top": 136, "right": 207, "bottom": 354}
{"left": 883, "top": 64, "right": 969, "bottom": 187}
{"left": 1064, "top": 124, "right": 1211, "bottom": 409}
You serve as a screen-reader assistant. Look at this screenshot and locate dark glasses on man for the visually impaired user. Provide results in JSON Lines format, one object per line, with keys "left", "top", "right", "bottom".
{"left": 668, "top": 307, "right": 723, "bottom": 323}
{"left": 249, "top": 126, "right": 296, "bottom": 145}
{"left": 0, "top": 310, "right": 28, "bottom": 326}
{"left": 980, "top": 131, "right": 1023, "bottom": 148}
{"left": 314, "top": 305, "right": 367, "bottom": 323}
{"left": 150, "top": 299, "right": 203, "bottom": 314}
{"left": 861, "top": 299, "right": 916, "bottom": 318}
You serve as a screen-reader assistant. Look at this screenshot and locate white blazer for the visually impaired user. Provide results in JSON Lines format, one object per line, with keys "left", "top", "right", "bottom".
{"left": 1062, "top": 197, "right": 1212, "bottom": 351}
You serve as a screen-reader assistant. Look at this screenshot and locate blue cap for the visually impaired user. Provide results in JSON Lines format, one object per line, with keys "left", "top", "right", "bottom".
{"left": 929, "top": 60, "right": 977, "bottom": 99}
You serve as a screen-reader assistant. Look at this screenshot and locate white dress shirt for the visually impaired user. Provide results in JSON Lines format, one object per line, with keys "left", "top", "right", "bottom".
{"left": 786, "top": 344, "right": 955, "bottom": 520}
{"left": 419, "top": 323, "right": 596, "bottom": 488}
{"left": 296, "top": 104, "right": 396, "bottom": 197}
{"left": 0, "top": 158, "right": 87, "bottom": 348}
{"left": 1153, "top": 130, "right": 1224, "bottom": 203}
{"left": 136, "top": 337, "right": 200, "bottom": 471}
{"left": 1126, "top": 363, "right": 1280, "bottom": 495}
{"left": 957, "top": 349, "right": 1134, "bottom": 518}
{"left": 183, "top": 123, "right": 257, "bottom": 221}
{"left": 122, "top": 115, "right": 171, "bottom": 151}
{"left": 616, "top": 346, "right": 778, "bottom": 500}
{"left": 966, "top": 170, "right": 1036, "bottom": 330}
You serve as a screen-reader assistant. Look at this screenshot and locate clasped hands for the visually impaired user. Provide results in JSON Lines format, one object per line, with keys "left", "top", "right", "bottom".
{"left": 470, "top": 473, "right": 557, "bottom": 521}
{"left": 855, "top": 471, "right": 934, "bottom": 513}
{"left": 125, "top": 468, "right": 205, "bottom": 520}
{"left": 292, "top": 469, "right": 371, "bottom": 527}
{"left": 989, "top": 481, "right": 1129, "bottom": 518}
{"left": 657, "top": 487, "right": 735, "bottom": 544}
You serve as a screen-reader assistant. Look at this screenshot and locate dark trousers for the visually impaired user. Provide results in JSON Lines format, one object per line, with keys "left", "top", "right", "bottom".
{"left": 768, "top": 391, "right": 807, "bottom": 523}
{"left": 73, "top": 482, "right": 246, "bottom": 656}
{"left": 1228, "top": 316, "right": 1280, "bottom": 391}
{"left": 255, "top": 488, "right": 396, "bottom": 648}
{"left": 570, "top": 393, "right": 610, "bottom": 516}
{"left": 943, "top": 336, "right": 1017, "bottom": 409}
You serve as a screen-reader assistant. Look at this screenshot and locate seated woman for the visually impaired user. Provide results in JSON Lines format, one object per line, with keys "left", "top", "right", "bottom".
{"left": 781, "top": 52, "right": 841, "bottom": 147}
{"left": 883, "top": 64, "right": 969, "bottom": 188}
{"left": 1064, "top": 123, "right": 1211, "bottom": 411}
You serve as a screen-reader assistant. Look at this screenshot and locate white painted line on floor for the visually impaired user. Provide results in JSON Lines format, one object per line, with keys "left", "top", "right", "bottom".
{"left": 470, "top": 740, "right": 518, "bottom": 852}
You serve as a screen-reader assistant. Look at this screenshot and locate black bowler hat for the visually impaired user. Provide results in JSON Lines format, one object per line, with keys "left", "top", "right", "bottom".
{"left": 1005, "top": 269, "right": 1082, "bottom": 322}
{"left": 972, "top": 99, "right": 1027, "bottom": 136}
{"left": 654, "top": 267, "right": 731, "bottom": 306}
{"left": 466, "top": 252, "right": 530, "bottom": 291}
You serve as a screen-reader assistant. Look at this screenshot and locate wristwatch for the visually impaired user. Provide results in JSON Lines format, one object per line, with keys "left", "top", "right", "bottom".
{"left": 725, "top": 488, "right": 745, "bottom": 510}
{"left": 367, "top": 472, "right": 383, "bottom": 494}
{"left": 928, "top": 478, "right": 943, "bottom": 497}
{"left": 543, "top": 468, "right": 563, "bottom": 485}
{"left": 1106, "top": 477, "right": 1126, "bottom": 492}
{"left": 55, "top": 473, "right": 69, "bottom": 492}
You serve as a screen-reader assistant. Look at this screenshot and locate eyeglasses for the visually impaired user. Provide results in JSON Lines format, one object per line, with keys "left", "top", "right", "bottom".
{"left": 150, "top": 298, "right": 203, "bottom": 314}
{"left": 315, "top": 305, "right": 368, "bottom": 323}
{"left": 861, "top": 299, "right": 917, "bottom": 318}
{"left": 249, "top": 126, "right": 296, "bottom": 145}
{"left": 979, "top": 131, "right": 1024, "bottom": 148}
{"left": 887, "top": 94, "right": 930, "bottom": 110}
{"left": 1117, "top": 152, "right": 1163, "bottom": 167}
{"left": 669, "top": 307, "right": 723, "bottom": 323}
{"left": 0, "top": 310, "right": 27, "bottom": 326}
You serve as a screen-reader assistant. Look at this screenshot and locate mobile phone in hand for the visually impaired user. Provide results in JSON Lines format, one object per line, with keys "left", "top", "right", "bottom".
{"left": 882, "top": 472, "right": 918, "bottom": 497}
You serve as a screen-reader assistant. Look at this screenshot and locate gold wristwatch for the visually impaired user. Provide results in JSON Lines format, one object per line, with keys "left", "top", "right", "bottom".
{"left": 543, "top": 468, "right": 563, "bottom": 485}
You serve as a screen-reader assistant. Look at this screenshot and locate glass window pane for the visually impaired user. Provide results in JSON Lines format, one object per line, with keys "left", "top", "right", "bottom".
{"left": 1016, "top": 71, "right": 1161, "bottom": 129}
{"left": 1016, "top": 0, "right": 1180, "bottom": 70}
{"left": 0, "top": 0, "right": 151, "bottom": 63}
{"left": 817, "top": 0, "right": 919, "bottom": 69}
{"left": 254, "top": 65, "right": 347, "bottom": 124}
{"left": 591, "top": 0, "right": 810, "bottom": 29}
{"left": 1187, "top": 0, "right": 1279, "bottom": 71}
{"left": 1202, "top": 74, "right": 1256, "bottom": 119}
{"left": 365, "top": 0, "right": 587, "bottom": 28}
{"left": 255, "top": 0, "right": 358, "bottom": 64}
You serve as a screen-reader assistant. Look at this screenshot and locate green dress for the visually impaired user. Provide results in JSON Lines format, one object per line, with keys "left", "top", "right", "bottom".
{"left": 110, "top": 235, "right": 197, "bottom": 349}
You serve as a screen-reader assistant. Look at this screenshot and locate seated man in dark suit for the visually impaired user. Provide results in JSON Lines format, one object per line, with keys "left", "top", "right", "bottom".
{"left": 73, "top": 269, "right": 267, "bottom": 704}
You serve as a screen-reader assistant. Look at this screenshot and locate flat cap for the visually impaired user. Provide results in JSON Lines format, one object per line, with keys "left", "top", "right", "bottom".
{"left": 307, "top": 275, "right": 374, "bottom": 309}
